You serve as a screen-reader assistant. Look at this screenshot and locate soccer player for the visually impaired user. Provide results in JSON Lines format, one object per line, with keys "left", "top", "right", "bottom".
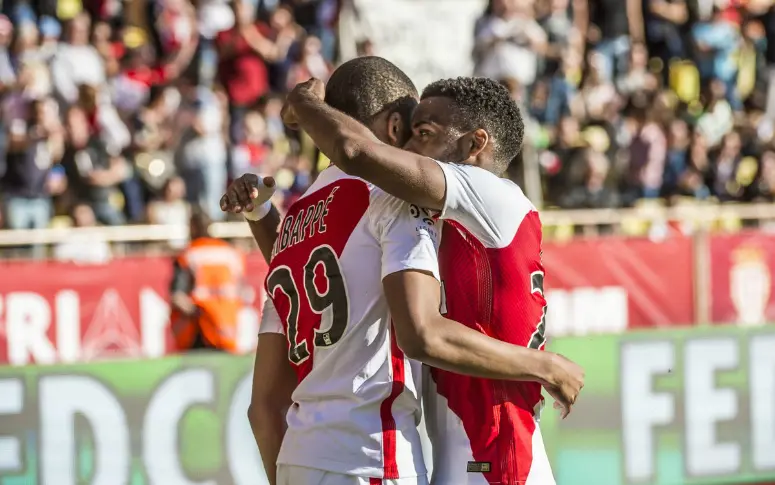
{"left": 226, "top": 59, "right": 583, "bottom": 485}
{"left": 281, "top": 75, "right": 573, "bottom": 484}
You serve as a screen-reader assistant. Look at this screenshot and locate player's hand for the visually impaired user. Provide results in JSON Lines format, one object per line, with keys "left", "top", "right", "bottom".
{"left": 220, "top": 174, "right": 276, "bottom": 214}
{"left": 541, "top": 352, "right": 584, "bottom": 420}
{"left": 282, "top": 78, "right": 326, "bottom": 129}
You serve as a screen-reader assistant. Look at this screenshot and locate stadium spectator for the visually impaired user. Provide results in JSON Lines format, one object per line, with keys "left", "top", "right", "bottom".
{"left": 174, "top": 84, "right": 228, "bottom": 220}
{"left": 61, "top": 105, "right": 128, "bottom": 226}
{"left": 474, "top": 0, "right": 548, "bottom": 87}
{"left": 53, "top": 202, "right": 112, "bottom": 263}
{"left": 4, "top": 0, "right": 775, "bottom": 246}
{"left": 147, "top": 175, "right": 191, "bottom": 249}
{"left": 285, "top": 34, "right": 333, "bottom": 90}
{"left": 1, "top": 96, "right": 64, "bottom": 230}
{"left": 216, "top": 0, "right": 295, "bottom": 144}
{"left": 51, "top": 12, "right": 106, "bottom": 104}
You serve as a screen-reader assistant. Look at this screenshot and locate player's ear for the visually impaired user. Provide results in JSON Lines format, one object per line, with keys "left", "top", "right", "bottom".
{"left": 386, "top": 111, "right": 405, "bottom": 147}
{"left": 466, "top": 128, "right": 489, "bottom": 158}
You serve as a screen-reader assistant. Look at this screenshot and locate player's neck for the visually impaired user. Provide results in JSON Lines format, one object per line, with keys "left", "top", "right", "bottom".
{"left": 464, "top": 156, "right": 498, "bottom": 175}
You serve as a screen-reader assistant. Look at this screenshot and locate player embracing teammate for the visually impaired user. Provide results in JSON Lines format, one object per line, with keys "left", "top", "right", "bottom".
{"left": 222, "top": 57, "right": 584, "bottom": 485}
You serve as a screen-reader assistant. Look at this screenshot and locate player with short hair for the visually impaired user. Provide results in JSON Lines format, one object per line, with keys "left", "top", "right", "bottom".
{"left": 229, "top": 59, "right": 583, "bottom": 485}
{"left": 282, "top": 75, "right": 578, "bottom": 485}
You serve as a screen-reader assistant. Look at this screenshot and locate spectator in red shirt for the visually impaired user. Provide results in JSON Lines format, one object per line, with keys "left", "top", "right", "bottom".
{"left": 285, "top": 34, "right": 333, "bottom": 91}
{"left": 216, "top": 0, "right": 295, "bottom": 144}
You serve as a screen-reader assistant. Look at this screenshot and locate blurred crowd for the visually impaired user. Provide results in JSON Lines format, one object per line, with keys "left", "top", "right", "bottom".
{"left": 3, "top": 0, "right": 775, "bottom": 238}
{"left": 483, "top": 0, "right": 775, "bottom": 209}
{"left": 0, "top": 0, "right": 336, "bottom": 234}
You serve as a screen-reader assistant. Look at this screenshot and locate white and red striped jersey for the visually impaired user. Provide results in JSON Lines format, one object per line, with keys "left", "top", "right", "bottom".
{"left": 259, "top": 166, "right": 440, "bottom": 479}
{"left": 425, "top": 161, "right": 555, "bottom": 485}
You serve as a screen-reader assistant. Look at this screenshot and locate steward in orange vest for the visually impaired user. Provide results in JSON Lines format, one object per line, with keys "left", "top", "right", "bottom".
{"left": 170, "top": 210, "right": 246, "bottom": 353}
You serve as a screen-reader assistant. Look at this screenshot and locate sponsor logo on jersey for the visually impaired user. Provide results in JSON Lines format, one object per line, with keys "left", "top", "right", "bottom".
{"left": 466, "top": 461, "right": 492, "bottom": 473}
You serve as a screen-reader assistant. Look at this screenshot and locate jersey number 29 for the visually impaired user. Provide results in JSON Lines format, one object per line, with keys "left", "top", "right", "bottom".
{"left": 266, "top": 245, "right": 350, "bottom": 365}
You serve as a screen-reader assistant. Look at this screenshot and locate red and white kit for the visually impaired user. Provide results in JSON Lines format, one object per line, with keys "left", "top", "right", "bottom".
{"left": 259, "top": 166, "right": 440, "bottom": 485}
{"left": 425, "top": 161, "right": 555, "bottom": 485}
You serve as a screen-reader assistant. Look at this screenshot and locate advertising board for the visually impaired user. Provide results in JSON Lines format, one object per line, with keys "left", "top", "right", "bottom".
{"left": 1, "top": 326, "right": 773, "bottom": 485}
{"left": 0, "top": 236, "right": 698, "bottom": 365}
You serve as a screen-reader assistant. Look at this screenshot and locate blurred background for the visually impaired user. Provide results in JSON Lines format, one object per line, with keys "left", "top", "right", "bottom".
{"left": 0, "top": 0, "right": 774, "bottom": 484}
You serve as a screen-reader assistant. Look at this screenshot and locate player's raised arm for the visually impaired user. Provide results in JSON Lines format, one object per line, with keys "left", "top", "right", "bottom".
{"left": 248, "top": 298, "right": 296, "bottom": 484}
{"left": 283, "top": 79, "right": 448, "bottom": 211}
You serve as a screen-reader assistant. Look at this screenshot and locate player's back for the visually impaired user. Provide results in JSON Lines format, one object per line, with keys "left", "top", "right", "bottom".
{"left": 264, "top": 166, "right": 436, "bottom": 479}
{"left": 423, "top": 162, "right": 554, "bottom": 485}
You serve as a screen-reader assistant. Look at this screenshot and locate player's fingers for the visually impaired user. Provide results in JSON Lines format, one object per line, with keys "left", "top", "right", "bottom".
{"left": 227, "top": 189, "right": 243, "bottom": 213}
{"left": 240, "top": 178, "right": 256, "bottom": 211}
{"left": 222, "top": 191, "right": 240, "bottom": 213}
{"left": 281, "top": 103, "right": 297, "bottom": 129}
{"left": 553, "top": 400, "right": 570, "bottom": 419}
{"left": 263, "top": 176, "right": 276, "bottom": 188}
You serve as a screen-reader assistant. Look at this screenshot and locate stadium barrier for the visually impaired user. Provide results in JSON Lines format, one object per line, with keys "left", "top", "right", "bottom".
{"left": 0, "top": 227, "right": 773, "bottom": 365}
{"left": 1, "top": 202, "right": 775, "bottom": 246}
{"left": 0, "top": 325, "right": 773, "bottom": 485}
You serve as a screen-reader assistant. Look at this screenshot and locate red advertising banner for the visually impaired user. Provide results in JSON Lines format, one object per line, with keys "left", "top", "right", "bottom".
{"left": 0, "top": 256, "right": 269, "bottom": 366}
{"left": 542, "top": 236, "right": 695, "bottom": 335}
{"left": 0, "top": 236, "right": 696, "bottom": 365}
{"left": 709, "top": 231, "right": 775, "bottom": 325}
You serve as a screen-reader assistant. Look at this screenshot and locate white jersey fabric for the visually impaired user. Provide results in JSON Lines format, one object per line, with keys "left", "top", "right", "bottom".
{"left": 259, "top": 166, "right": 440, "bottom": 479}
{"left": 425, "top": 161, "right": 555, "bottom": 485}
{"left": 277, "top": 464, "right": 429, "bottom": 485}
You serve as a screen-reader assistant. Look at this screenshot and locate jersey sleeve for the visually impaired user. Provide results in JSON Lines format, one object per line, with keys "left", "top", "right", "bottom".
{"left": 258, "top": 294, "right": 285, "bottom": 335}
{"left": 367, "top": 189, "right": 441, "bottom": 281}
{"left": 435, "top": 161, "right": 534, "bottom": 248}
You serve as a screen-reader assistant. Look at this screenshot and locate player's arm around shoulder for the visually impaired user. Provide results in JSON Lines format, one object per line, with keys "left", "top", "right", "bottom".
{"left": 336, "top": 138, "right": 448, "bottom": 213}
{"left": 384, "top": 273, "right": 585, "bottom": 415}
{"left": 383, "top": 269, "right": 544, "bottom": 381}
{"left": 373, "top": 192, "right": 585, "bottom": 413}
{"left": 373, "top": 189, "right": 545, "bottom": 380}
{"left": 283, "top": 80, "right": 448, "bottom": 211}
{"left": 248, "top": 298, "right": 296, "bottom": 485}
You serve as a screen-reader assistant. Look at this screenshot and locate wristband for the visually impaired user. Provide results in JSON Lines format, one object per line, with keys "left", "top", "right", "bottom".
{"left": 243, "top": 200, "right": 272, "bottom": 222}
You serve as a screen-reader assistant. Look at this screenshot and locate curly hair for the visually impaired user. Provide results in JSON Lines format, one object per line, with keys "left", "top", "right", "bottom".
{"left": 325, "top": 56, "right": 418, "bottom": 130}
{"left": 422, "top": 77, "right": 524, "bottom": 171}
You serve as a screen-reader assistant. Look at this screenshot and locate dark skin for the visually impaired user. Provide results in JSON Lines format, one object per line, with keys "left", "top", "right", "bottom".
{"left": 220, "top": 175, "right": 280, "bottom": 263}
{"left": 282, "top": 78, "right": 583, "bottom": 412}
{"left": 233, "top": 106, "right": 414, "bottom": 485}
{"left": 247, "top": 332, "right": 296, "bottom": 485}
{"left": 281, "top": 79, "right": 495, "bottom": 212}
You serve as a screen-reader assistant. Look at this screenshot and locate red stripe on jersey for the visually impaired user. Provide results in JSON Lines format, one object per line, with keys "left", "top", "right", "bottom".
{"left": 379, "top": 325, "right": 405, "bottom": 479}
{"left": 433, "top": 210, "right": 545, "bottom": 483}
{"left": 265, "top": 179, "right": 370, "bottom": 384}
{"left": 369, "top": 479, "right": 382, "bottom": 485}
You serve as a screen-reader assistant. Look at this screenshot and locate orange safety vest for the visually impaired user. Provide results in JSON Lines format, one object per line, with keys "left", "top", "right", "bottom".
{"left": 171, "top": 237, "right": 246, "bottom": 353}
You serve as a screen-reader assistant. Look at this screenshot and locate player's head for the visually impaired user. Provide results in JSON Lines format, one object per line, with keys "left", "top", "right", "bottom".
{"left": 403, "top": 77, "right": 524, "bottom": 175}
{"left": 324, "top": 56, "right": 418, "bottom": 147}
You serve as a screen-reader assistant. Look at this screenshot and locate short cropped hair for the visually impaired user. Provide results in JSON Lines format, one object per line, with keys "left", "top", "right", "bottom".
{"left": 325, "top": 56, "right": 418, "bottom": 127}
{"left": 422, "top": 77, "right": 524, "bottom": 170}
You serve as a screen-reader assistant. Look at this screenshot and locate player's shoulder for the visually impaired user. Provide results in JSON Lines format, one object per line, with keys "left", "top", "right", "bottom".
{"left": 443, "top": 162, "right": 531, "bottom": 203}
{"left": 442, "top": 162, "right": 536, "bottom": 218}
{"left": 287, "top": 166, "right": 372, "bottom": 211}
{"left": 438, "top": 162, "right": 539, "bottom": 248}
